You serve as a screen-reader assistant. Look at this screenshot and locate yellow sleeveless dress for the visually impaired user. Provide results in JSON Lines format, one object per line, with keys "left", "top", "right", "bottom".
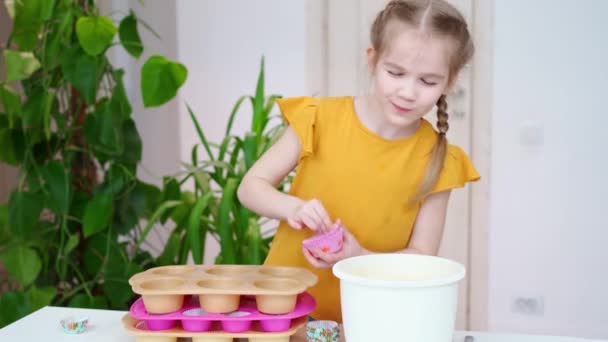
{"left": 263, "top": 96, "right": 479, "bottom": 322}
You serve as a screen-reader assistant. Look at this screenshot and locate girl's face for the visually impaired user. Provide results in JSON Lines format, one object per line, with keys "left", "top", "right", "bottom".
{"left": 368, "top": 27, "right": 453, "bottom": 130}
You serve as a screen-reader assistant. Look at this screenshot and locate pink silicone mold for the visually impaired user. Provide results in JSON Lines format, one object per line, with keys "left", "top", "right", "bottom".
{"left": 130, "top": 292, "right": 316, "bottom": 333}
{"left": 302, "top": 224, "right": 344, "bottom": 254}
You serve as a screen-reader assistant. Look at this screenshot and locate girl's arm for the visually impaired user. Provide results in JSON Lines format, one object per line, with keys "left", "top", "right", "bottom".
{"left": 237, "top": 127, "right": 332, "bottom": 231}
{"left": 400, "top": 190, "right": 451, "bottom": 255}
{"left": 238, "top": 127, "right": 302, "bottom": 220}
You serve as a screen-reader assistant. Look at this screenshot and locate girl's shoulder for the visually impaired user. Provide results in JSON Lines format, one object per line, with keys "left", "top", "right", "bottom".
{"left": 275, "top": 96, "right": 353, "bottom": 116}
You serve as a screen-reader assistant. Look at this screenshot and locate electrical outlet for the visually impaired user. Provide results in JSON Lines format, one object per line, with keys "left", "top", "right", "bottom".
{"left": 512, "top": 296, "right": 545, "bottom": 316}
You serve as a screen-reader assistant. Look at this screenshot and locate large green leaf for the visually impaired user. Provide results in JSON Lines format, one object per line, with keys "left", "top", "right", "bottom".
{"left": 41, "top": 161, "right": 70, "bottom": 214}
{"left": 0, "top": 128, "right": 22, "bottom": 165}
{"left": 27, "top": 286, "right": 57, "bottom": 311}
{"left": 83, "top": 233, "right": 110, "bottom": 277}
{"left": 43, "top": 5, "right": 74, "bottom": 69}
{"left": 160, "top": 177, "right": 181, "bottom": 223}
{"left": 119, "top": 13, "right": 143, "bottom": 58}
{"left": 104, "top": 262, "right": 141, "bottom": 308}
{"left": 141, "top": 55, "right": 187, "bottom": 107}
{"left": 68, "top": 294, "right": 108, "bottom": 309}
{"left": 76, "top": 16, "right": 117, "bottom": 56}
{"left": 61, "top": 47, "right": 100, "bottom": 104}
{"left": 7, "top": 190, "right": 44, "bottom": 237}
{"left": 96, "top": 101, "right": 124, "bottom": 154}
{"left": 83, "top": 191, "right": 113, "bottom": 238}
{"left": 117, "top": 119, "right": 142, "bottom": 165}
{"left": 0, "top": 292, "right": 32, "bottom": 327}
{"left": 111, "top": 69, "right": 132, "bottom": 120}
{"left": 3, "top": 50, "right": 41, "bottom": 81}
{"left": 11, "top": 0, "right": 55, "bottom": 50}
{"left": 0, "top": 85, "right": 22, "bottom": 128}
{"left": 22, "top": 87, "right": 54, "bottom": 140}
{"left": 1, "top": 246, "right": 42, "bottom": 286}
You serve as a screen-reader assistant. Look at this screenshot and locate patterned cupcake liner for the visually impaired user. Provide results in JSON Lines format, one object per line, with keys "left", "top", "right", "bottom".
{"left": 60, "top": 315, "right": 89, "bottom": 334}
{"left": 306, "top": 320, "right": 340, "bottom": 342}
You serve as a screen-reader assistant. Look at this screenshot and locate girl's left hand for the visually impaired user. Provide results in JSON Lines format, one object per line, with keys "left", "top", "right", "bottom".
{"left": 302, "top": 222, "right": 369, "bottom": 269}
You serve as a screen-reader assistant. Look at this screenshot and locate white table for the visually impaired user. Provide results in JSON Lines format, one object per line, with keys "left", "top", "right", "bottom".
{"left": 0, "top": 306, "right": 605, "bottom": 342}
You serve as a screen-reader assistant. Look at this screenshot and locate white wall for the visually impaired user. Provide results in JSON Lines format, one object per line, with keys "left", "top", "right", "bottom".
{"left": 175, "top": 0, "right": 309, "bottom": 156}
{"left": 489, "top": 0, "right": 608, "bottom": 338}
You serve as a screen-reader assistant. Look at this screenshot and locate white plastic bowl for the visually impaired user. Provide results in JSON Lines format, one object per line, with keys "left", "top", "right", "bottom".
{"left": 333, "top": 253, "right": 465, "bottom": 342}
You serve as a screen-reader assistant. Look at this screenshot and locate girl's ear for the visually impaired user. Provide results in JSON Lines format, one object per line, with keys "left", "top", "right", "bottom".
{"left": 366, "top": 46, "right": 377, "bottom": 72}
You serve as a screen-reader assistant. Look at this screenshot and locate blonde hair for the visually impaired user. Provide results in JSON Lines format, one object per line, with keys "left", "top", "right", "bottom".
{"left": 370, "top": 0, "right": 474, "bottom": 204}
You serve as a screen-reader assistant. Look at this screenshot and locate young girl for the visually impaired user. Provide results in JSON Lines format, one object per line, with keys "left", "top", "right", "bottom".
{"left": 237, "top": 0, "right": 479, "bottom": 322}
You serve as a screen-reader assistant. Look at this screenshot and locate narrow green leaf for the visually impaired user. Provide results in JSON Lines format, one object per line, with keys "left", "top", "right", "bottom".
{"left": 64, "top": 234, "right": 79, "bottom": 255}
{"left": 134, "top": 200, "right": 182, "bottom": 251}
{"left": 0, "top": 205, "right": 8, "bottom": 243}
{"left": 170, "top": 191, "right": 195, "bottom": 224}
{"left": 157, "top": 229, "right": 182, "bottom": 265}
{"left": 251, "top": 57, "right": 266, "bottom": 134}
{"left": 1, "top": 246, "right": 42, "bottom": 286}
{"left": 141, "top": 55, "right": 187, "bottom": 107}
{"left": 225, "top": 95, "right": 249, "bottom": 136}
{"left": 7, "top": 191, "right": 44, "bottom": 237}
{"left": 247, "top": 218, "right": 263, "bottom": 265}
{"left": 76, "top": 16, "right": 117, "bottom": 56}
{"left": 83, "top": 192, "right": 113, "bottom": 238}
{"left": 4, "top": 50, "right": 41, "bottom": 81}
{"left": 186, "top": 104, "right": 214, "bottom": 160}
{"left": 242, "top": 132, "right": 257, "bottom": 170}
{"left": 0, "top": 84, "right": 22, "bottom": 128}
{"left": 188, "top": 192, "right": 213, "bottom": 264}
{"left": 40, "top": 0, "right": 56, "bottom": 21}
{"left": 262, "top": 95, "right": 282, "bottom": 133}
{"left": 119, "top": 13, "right": 143, "bottom": 58}
{"left": 160, "top": 178, "right": 181, "bottom": 223}
{"left": 0, "top": 292, "right": 32, "bottom": 327}
{"left": 41, "top": 160, "right": 70, "bottom": 214}
{"left": 216, "top": 178, "right": 238, "bottom": 264}
{"left": 61, "top": 47, "right": 100, "bottom": 104}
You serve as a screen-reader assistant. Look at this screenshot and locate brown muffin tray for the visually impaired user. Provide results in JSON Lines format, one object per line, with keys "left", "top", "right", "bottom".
{"left": 128, "top": 265, "right": 318, "bottom": 315}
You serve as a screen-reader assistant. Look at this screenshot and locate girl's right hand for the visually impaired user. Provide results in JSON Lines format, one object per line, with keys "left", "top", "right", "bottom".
{"left": 287, "top": 198, "right": 333, "bottom": 232}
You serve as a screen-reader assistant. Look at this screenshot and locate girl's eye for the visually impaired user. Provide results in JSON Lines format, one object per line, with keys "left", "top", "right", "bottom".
{"left": 387, "top": 70, "right": 404, "bottom": 77}
{"left": 421, "top": 79, "right": 438, "bottom": 86}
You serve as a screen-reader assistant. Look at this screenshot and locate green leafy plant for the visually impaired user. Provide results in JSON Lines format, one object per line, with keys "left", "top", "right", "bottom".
{"left": 147, "top": 57, "right": 287, "bottom": 267}
{"left": 0, "top": 0, "right": 186, "bottom": 327}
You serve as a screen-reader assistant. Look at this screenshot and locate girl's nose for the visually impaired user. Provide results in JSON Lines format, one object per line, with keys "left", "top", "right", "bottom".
{"left": 397, "top": 79, "right": 417, "bottom": 101}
